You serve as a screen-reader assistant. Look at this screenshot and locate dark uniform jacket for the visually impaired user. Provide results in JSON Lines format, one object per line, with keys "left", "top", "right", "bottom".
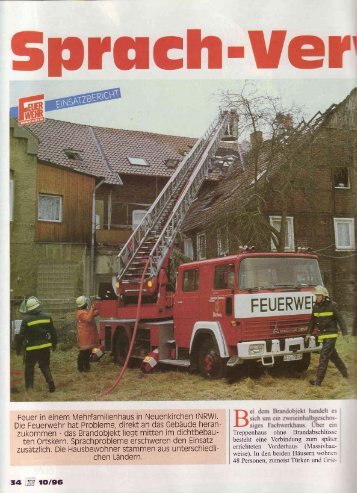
{"left": 307, "top": 299, "right": 347, "bottom": 342}
{"left": 18, "top": 310, "right": 57, "bottom": 353}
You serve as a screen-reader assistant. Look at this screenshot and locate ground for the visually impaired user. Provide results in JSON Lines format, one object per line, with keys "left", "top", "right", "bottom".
{"left": 10, "top": 337, "right": 356, "bottom": 402}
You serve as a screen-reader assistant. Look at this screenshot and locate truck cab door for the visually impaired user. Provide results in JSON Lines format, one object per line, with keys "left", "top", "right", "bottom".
{"left": 174, "top": 267, "right": 200, "bottom": 348}
{"left": 208, "top": 263, "right": 235, "bottom": 337}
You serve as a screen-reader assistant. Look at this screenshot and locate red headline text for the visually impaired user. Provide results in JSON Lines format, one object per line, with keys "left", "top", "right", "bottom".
{"left": 11, "top": 29, "right": 357, "bottom": 77}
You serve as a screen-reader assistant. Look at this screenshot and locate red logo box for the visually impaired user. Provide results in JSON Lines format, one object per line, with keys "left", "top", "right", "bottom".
{"left": 18, "top": 94, "right": 45, "bottom": 125}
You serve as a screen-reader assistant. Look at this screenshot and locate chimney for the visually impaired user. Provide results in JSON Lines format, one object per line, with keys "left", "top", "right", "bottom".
{"left": 284, "top": 114, "right": 293, "bottom": 128}
{"left": 229, "top": 109, "right": 239, "bottom": 140}
{"left": 250, "top": 130, "right": 263, "bottom": 148}
{"left": 220, "top": 109, "right": 239, "bottom": 153}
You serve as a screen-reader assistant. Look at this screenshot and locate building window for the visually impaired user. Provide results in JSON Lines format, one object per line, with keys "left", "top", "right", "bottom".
{"left": 197, "top": 233, "right": 206, "bottom": 260}
{"left": 95, "top": 199, "right": 104, "bottom": 230}
{"left": 270, "top": 216, "right": 295, "bottom": 252}
{"left": 165, "top": 159, "right": 180, "bottom": 169}
{"left": 10, "top": 178, "right": 14, "bottom": 222}
{"left": 182, "top": 268, "right": 199, "bottom": 292}
{"left": 38, "top": 194, "right": 62, "bottom": 222}
{"left": 95, "top": 214, "right": 101, "bottom": 230}
{"left": 334, "top": 218, "right": 355, "bottom": 250}
{"left": 132, "top": 209, "right": 147, "bottom": 231}
{"left": 128, "top": 157, "right": 149, "bottom": 166}
{"left": 217, "top": 226, "right": 229, "bottom": 256}
{"left": 184, "top": 238, "right": 193, "bottom": 260}
{"left": 64, "top": 148, "right": 83, "bottom": 161}
{"left": 333, "top": 167, "right": 350, "bottom": 189}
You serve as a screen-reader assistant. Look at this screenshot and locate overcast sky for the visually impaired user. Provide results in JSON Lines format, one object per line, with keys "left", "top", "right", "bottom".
{"left": 11, "top": 79, "right": 356, "bottom": 138}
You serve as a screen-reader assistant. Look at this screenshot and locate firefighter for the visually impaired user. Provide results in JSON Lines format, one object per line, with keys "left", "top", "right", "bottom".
{"left": 17, "top": 296, "right": 57, "bottom": 392}
{"left": 307, "top": 286, "right": 349, "bottom": 386}
{"left": 76, "top": 296, "right": 99, "bottom": 372}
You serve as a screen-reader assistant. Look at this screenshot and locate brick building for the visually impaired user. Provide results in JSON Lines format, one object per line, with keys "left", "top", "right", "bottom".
{"left": 182, "top": 88, "right": 357, "bottom": 311}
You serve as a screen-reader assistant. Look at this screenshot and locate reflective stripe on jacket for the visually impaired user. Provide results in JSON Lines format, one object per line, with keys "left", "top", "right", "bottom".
{"left": 308, "top": 299, "right": 348, "bottom": 338}
{"left": 317, "top": 333, "right": 338, "bottom": 343}
{"left": 20, "top": 311, "right": 57, "bottom": 351}
{"left": 76, "top": 306, "right": 99, "bottom": 351}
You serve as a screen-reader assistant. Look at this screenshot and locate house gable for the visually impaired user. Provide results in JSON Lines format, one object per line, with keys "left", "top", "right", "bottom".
{"left": 36, "top": 163, "right": 95, "bottom": 243}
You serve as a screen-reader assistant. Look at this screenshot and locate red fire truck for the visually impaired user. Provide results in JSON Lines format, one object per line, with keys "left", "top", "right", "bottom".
{"left": 96, "top": 111, "right": 322, "bottom": 377}
{"left": 97, "top": 251, "right": 322, "bottom": 377}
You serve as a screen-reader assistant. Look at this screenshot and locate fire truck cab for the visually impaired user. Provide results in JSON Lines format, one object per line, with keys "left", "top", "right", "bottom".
{"left": 171, "top": 252, "right": 322, "bottom": 377}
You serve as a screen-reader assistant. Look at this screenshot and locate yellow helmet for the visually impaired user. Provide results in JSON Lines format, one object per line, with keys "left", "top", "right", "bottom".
{"left": 76, "top": 295, "right": 88, "bottom": 308}
{"left": 26, "top": 296, "right": 41, "bottom": 312}
{"left": 314, "top": 285, "right": 329, "bottom": 297}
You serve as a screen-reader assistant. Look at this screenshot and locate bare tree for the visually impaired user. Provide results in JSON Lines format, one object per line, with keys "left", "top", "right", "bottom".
{"left": 217, "top": 83, "right": 318, "bottom": 252}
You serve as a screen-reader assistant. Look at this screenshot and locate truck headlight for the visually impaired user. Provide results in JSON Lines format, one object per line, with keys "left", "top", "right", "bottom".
{"left": 249, "top": 343, "right": 265, "bottom": 355}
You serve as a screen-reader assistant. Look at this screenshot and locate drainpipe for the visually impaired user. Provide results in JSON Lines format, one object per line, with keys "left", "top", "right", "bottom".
{"left": 90, "top": 178, "right": 105, "bottom": 296}
{"left": 108, "top": 188, "right": 112, "bottom": 230}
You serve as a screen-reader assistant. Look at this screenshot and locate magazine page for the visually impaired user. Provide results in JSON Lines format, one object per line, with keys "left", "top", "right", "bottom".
{"left": 1, "top": 1, "right": 356, "bottom": 492}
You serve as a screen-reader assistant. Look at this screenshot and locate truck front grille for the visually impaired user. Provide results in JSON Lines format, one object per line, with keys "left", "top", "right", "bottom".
{"left": 242, "top": 317, "right": 309, "bottom": 341}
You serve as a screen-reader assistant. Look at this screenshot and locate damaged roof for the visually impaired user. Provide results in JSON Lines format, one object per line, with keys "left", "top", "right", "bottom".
{"left": 17, "top": 118, "right": 240, "bottom": 185}
{"left": 182, "top": 165, "right": 253, "bottom": 231}
{"left": 183, "top": 88, "right": 357, "bottom": 233}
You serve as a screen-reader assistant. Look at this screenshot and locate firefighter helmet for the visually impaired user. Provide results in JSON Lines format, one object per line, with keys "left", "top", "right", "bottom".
{"left": 19, "top": 299, "right": 27, "bottom": 314}
{"left": 76, "top": 295, "right": 88, "bottom": 308}
{"left": 314, "top": 285, "right": 329, "bottom": 297}
{"left": 26, "top": 296, "right": 41, "bottom": 312}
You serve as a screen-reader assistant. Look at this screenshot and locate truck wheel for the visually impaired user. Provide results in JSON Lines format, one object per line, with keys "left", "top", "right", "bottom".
{"left": 198, "top": 339, "right": 225, "bottom": 379}
{"left": 286, "top": 353, "right": 311, "bottom": 374}
{"left": 113, "top": 330, "right": 129, "bottom": 365}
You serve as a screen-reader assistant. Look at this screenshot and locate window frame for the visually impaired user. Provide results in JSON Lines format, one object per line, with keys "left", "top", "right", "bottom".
{"left": 132, "top": 209, "right": 147, "bottom": 231}
{"left": 333, "top": 166, "right": 350, "bottom": 189}
{"left": 213, "top": 263, "right": 235, "bottom": 290}
{"left": 128, "top": 157, "right": 150, "bottom": 167}
{"left": 184, "top": 238, "right": 194, "bottom": 260}
{"left": 38, "top": 193, "right": 63, "bottom": 223}
{"left": 269, "top": 215, "right": 295, "bottom": 252}
{"left": 334, "top": 218, "right": 355, "bottom": 251}
{"left": 64, "top": 149, "right": 83, "bottom": 161}
{"left": 217, "top": 225, "right": 229, "bottom": 256}
{"left": 165, "top": 159, "right": 180, "bottom": 169}
{"left": 182, "top": 268, "right": 199, "bottom": 292}
{"left": 196, "top": 232, "right": 207, "bottom": 260}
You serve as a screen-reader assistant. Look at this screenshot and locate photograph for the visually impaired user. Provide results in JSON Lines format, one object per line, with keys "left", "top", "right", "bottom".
{"left": 9, "top": 80, "right": 356, "bottom": 402}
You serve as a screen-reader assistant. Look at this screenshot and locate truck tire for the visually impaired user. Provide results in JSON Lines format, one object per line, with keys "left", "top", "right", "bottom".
{"left": 113, "top": 330, "right": 129, "bottom": 365}
{"left": 198, "top": 338, "right": 225, "bottom": 379}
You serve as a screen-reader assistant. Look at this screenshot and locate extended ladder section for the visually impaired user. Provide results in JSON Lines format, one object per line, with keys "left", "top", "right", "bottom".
{"left": 116, "top": 110, "right": 235, "bottom": 296}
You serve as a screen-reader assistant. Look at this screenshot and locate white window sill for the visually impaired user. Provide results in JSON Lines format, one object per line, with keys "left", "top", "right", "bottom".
{"left": 38, "top": 219, "right": 62, "bottom": 223}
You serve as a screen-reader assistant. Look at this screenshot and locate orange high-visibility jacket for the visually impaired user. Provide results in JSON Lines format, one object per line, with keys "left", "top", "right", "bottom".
{"left": 76, "top": 306, "right": 99, "bottom": 351}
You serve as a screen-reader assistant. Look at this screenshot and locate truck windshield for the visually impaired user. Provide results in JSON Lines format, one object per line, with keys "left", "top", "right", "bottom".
{"left": 238, "top": 257, "right": 323, "bottom": 290}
